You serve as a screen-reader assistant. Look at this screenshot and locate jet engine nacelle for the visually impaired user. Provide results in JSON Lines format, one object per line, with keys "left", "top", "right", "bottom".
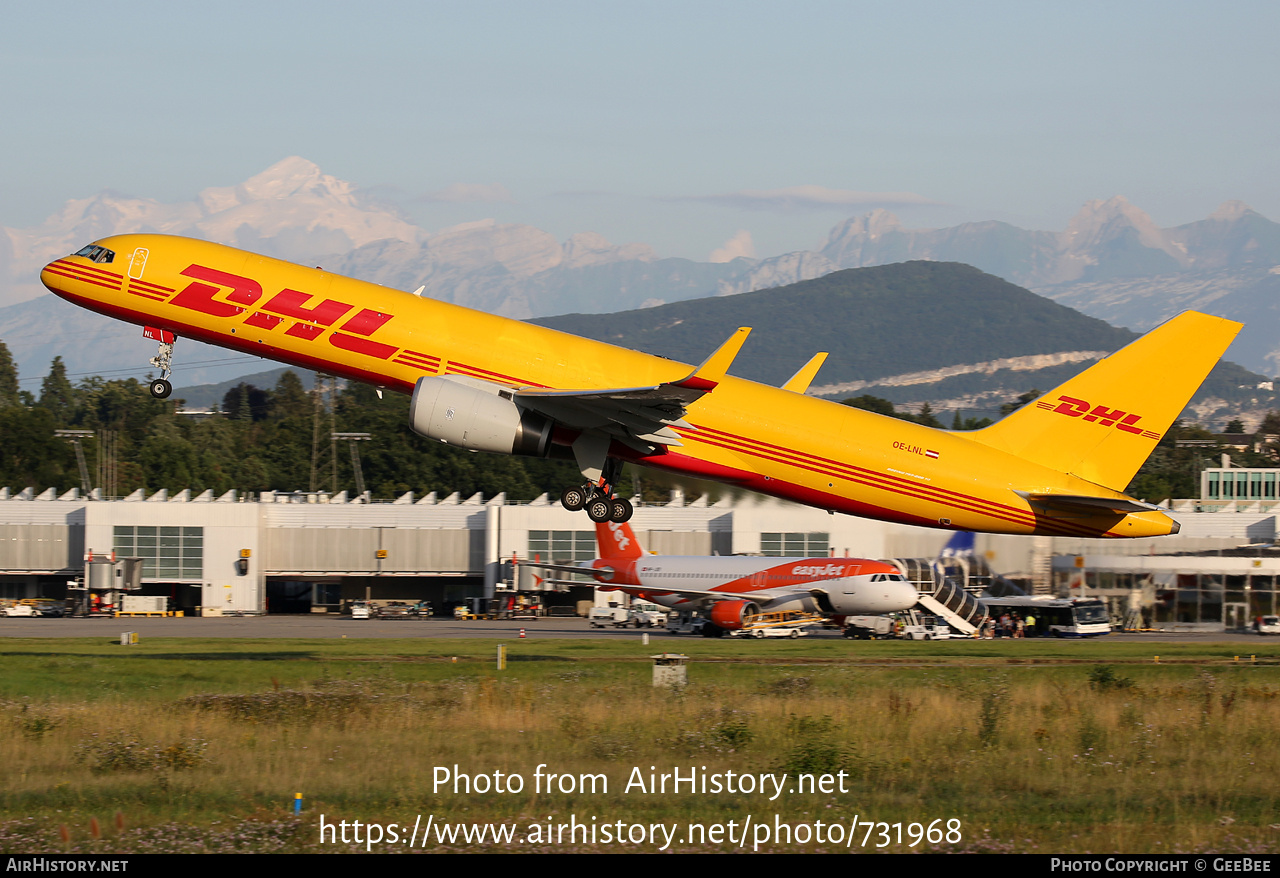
{"left": 707, "top": 600, "right": 761, "bottom": 631}
{"left": 409, "top": 376, "right": 553, "bottom": 457}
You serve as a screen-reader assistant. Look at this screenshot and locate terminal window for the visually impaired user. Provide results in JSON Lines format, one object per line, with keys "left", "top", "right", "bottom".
{"left": 527, "top": 530, "right": 596, "bottom": 561}
{"left": 761, "top": 532, "right": 829, "bottom": 557}
{"left": 113, "top": 526, "right": 203, "bottom": 580}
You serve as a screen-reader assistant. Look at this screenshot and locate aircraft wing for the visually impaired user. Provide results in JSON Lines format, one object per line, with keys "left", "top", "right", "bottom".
{"left": 518, "top": 560, "right": 600, "bottom": 577}
{"left": 628, "top": 585, "right": 772, "bottom": 604}
{"left": 517, "top": 560, "right": 768, "bottom": 603}
{"left": 514, "top": 327, "right": 751, "bottom": 454}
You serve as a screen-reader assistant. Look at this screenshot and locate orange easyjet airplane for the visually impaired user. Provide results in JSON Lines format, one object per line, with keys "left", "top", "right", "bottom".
{"left": 42, "top": 235, "right": 1240, "bottom": 537}
{"left": 528, "top": 519, "right": 920, "bottom": 633}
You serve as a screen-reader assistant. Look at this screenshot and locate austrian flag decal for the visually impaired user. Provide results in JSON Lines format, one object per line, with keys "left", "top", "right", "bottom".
{"left": 925, "top": 449, "right": 940, "bottom": 459}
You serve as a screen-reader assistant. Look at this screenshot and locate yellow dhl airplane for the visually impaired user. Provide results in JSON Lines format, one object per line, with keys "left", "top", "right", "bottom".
{"left": 42, "top": 234, "right": 1241, "bottom": 538}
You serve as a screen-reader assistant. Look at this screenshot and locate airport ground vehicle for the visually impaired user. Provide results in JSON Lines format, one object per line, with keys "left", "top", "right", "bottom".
{"left": 730, "top": 610, "right": 821, "bottom": 638}
{"left": 376, "top": 601, "right": 413, "bottom": 619}
{"left": 349, "top": 601, "right": 372, "bottom": 620}
{"left": 42, "top": 236, "right": 1238, "bottom": 538}
{"left": 980, "top": 596, "right": 1110, "bottom": 637}
{"left": 589, "top": 606, "right": 630, "bottom": 628}
{"left": 1256, "top": 615, "right": 1280, "bottom": 635}
{"left": 898, "top": 613, "right": 953, "bottom": 641}
{"left": 628, "top": 601, "right": 668, "bottom": 627}
{"left": 21, "top": 599, "right": 67, "bottom": 617}
{"left": 843, "top": 616, "right": 895, "bottom": 639}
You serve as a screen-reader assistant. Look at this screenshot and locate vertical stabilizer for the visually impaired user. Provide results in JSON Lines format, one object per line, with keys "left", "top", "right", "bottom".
{"left": 968, "top": 311, "right": 1241, "bottom": 491}
{"left": 595, "top": 520, "right": 646, "bottom": 561}
{"left": 937, "top": 531, "right": 975, "bottom": 559}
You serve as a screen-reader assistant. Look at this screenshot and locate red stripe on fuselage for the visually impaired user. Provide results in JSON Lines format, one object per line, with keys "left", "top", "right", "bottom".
{"left": 448, "top": 361, "right": 548, "bottom": 388}
{"left": 674, "top": 423, "right": 1118, "bottom": 538}
{"left": 50, "top": 259, "right": 122, "bottom": 282}
{"left": 43, "top": 266, "right": 122, "bottom": 292}
{"left": 129, "top": 278, "right": 174, "bottom": 294}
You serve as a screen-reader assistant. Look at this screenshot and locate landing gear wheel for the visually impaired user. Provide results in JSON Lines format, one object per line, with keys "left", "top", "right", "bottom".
{"left": 610, "top": 497, "right": 633, "bottom": 523}
{"left": 149, "top": 379, "right": 172, "bottom": 399}
{"left": 561, "top": 485, "right": 587, "bottom": 511}
{"left": 585, "top": 496, "right": 613, "bottom": 522}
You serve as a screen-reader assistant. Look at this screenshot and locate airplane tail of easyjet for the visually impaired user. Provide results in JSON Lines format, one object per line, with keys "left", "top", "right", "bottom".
{"left": 595, "top": 519, "right": 647, "bottom": 561}
{"left": 968, "top": 311, "right": 1242, "bottom": 492}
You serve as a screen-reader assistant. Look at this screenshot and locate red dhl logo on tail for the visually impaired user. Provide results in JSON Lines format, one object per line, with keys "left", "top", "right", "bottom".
{"left": 1035, "top": 395, "right": 1161, "bottom": 440}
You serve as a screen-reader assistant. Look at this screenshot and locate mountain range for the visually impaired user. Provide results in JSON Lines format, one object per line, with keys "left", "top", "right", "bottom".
{"left": 2, "top": 157, "right": 1277, "bottom": 397}
{"left": 533, "top": 262, "right": 1273, "bottom": 428}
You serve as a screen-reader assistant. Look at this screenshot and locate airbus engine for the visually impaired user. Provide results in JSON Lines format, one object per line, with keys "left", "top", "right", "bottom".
{"left": 707, "top": 600, "right": 761, "bottom": 631}
{"left": 409, "top": 376, "right": 553, "bottom": 457}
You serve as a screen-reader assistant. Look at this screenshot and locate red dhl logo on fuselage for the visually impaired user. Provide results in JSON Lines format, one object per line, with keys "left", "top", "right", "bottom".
{"left": 169, "top": 264, "right": 399, "bottom": 359}
{"left": 1036, "top": 395, "right": 1161, "bottom": 440}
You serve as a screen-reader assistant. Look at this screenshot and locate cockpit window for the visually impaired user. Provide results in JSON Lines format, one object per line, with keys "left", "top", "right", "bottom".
{"left": 73, "top": 244, "right": 115, "bottom": 264}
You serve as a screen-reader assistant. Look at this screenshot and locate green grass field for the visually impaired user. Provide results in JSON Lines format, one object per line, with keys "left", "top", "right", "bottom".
{"left": 2, "top": 637, "right": 1279, "bottom": 853}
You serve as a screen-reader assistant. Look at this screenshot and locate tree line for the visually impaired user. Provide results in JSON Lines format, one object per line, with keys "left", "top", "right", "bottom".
{"left": 0, "top": 341, "right": 581, "bottom": 501}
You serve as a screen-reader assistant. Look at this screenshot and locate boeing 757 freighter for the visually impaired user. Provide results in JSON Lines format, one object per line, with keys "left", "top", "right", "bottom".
{"left": 42, "top": 235, "right": 1240, "bottom": 537}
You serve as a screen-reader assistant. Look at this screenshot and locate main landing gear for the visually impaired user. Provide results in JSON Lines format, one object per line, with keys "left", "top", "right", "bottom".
{"left": 560, "top": 456, "right": 634, "bottom": 522}
{"left": 145, "top": 327, "right": 176, "bottom": 399}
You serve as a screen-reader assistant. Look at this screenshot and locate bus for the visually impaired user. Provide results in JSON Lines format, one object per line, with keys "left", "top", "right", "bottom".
{"left": 979, "top": 596, "right": 1111, "bottom": 638}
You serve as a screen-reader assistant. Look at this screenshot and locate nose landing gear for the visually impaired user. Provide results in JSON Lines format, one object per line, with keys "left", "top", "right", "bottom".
{"left": 144, "top": 326, "right": 176, "bottom": 399}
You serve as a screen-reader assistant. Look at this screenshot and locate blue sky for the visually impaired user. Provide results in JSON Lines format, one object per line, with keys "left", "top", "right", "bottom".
{"left": 3, "top": 0, "right": 1277, "bottom": 260}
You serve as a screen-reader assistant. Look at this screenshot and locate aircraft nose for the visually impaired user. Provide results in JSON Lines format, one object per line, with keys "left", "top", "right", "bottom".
{"left": 889, "top": 580, "right": 921, "bottom": 611}
{"left": 41, "top": 260, "right": 67, "bottom": 297}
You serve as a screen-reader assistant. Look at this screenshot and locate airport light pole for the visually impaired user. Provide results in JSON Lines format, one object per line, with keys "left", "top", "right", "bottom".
{"left": 55, "top": 430, "right": 95, "bottom": 498}
{"left": 331, "top": 432, "right": 372, "bottom": 500}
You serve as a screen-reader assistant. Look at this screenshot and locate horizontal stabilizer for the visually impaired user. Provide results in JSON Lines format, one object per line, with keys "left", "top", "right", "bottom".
{"left": 1018, "top": 492, "right": 1164, "bottom": 516}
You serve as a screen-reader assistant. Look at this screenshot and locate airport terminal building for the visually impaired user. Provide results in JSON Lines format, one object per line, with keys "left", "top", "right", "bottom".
{"left": 0, "top": 486, "right": 952, "bottom": 615}
{"left": 1, "top": 473, "right": 1278, "bottom": 628}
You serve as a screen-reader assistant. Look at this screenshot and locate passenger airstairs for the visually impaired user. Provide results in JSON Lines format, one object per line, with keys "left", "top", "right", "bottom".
{"left": 888, "top": 556, "right": 986, "bottom": 636}
{"left": 916, "top": 588, "right": 981, "bottom": 635}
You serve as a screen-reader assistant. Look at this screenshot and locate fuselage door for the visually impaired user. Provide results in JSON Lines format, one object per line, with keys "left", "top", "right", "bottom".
{"left": 128, "top": 248, "right": 149, "bottom": 280}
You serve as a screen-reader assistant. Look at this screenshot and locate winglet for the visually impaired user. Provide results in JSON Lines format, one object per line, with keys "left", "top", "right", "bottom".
{"left": 781, "top": 352, "right": 828, "bottom": 393}
{"left": 674, "top": 327, "right": 751, "bottom": 391}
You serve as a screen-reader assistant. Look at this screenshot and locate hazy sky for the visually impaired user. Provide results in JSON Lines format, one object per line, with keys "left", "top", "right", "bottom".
{"left": 2, "top": 0, "right": 1276, "bottom": 260}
